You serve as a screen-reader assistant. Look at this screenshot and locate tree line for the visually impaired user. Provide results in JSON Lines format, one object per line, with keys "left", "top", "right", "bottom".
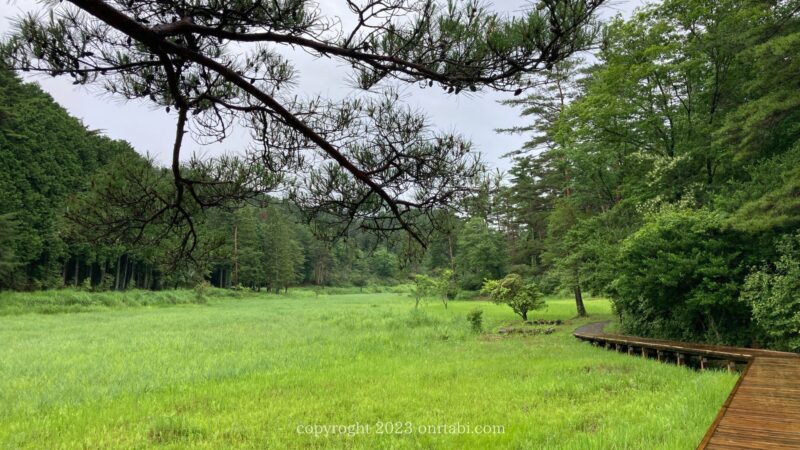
{"left": 491, "top": 0, "right": 800, "bottom": 351}
{"left": 2, "top": 0, "right": 799, "bottom": 353}
{"left": 0, "top": 70, "right": 509, "bottom": 293}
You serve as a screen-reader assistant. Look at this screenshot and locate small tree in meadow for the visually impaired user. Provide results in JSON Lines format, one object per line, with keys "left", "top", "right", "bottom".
{"left": 352, "top": 274, "right": 368, "bottom": 293}
{"left": 481, "top": 274, "right": 545, "bottom": 321}
{"left": 437, "top": 269, "right": 459, "bottom": 309}
{"left": 413, "top": 274, "right": 438, "bottom": 310}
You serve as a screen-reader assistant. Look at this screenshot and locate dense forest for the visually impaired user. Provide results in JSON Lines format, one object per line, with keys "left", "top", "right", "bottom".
{"left": 0, "top": 66, "right": 414, "bottom": 291}
{"left": 0, "top": 65, "right": 509, "bottom": 294}
{"left": 2, "top": 0, "right": 800, "bottom": 352}
{"left": 495, "top": 0, "right": 800, "bottom": 350}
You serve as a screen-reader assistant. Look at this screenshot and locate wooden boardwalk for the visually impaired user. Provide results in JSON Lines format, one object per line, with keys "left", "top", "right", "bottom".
{"left": 573, "top": 323, "right": 800, "bottom": 449}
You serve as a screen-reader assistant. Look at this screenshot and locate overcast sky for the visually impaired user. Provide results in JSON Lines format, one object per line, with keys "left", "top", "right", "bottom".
{"left": 1, "top": 0, "right": 643, "bottom": 173}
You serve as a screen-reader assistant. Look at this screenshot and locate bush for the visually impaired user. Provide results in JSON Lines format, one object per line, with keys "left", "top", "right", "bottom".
{"left": 741, "top": 233, "right": 800, "bottom": 351}
{"left": 611, "top": 209, "right": 752, "bottom": 344}
{"left": 481, "top": 274, "right": 545, "bottom": 321}
{"left": 466, "top": 308, "right": 483, "bottom": 332}
{"left": 193, "top": 281, "right": 211, "bottom": 303}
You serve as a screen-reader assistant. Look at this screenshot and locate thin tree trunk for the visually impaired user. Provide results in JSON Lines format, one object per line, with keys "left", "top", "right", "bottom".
{"left": 574, "top": 284, "right": 587, "bottom": 317}
{"left": 73, "top": 257, "right": 80, "bottom": 286}
{"left": 447, "top": 234, "right": 455, "bottom": 271}
{"left": 232, "top": 224, "right": 239, "bottom": 286}
{"left": 120, "top": 255, "right": 128, "bottom": 290}
{"left": 127, "top": 261, "right": 135, "bottom": 290}
{"left": 114, "top": 255, "right": 122, "bottom": 291}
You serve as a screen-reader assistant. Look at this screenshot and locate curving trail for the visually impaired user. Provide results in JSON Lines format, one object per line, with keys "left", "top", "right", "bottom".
{"left": 573, "top": 322, "right": 800, "bottom": 449}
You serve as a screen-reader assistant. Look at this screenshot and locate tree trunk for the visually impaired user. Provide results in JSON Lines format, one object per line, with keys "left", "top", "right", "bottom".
{"left": 521, "top": 310, "right": 528, "bottom": 321}
{"left": 447, "top": 234, "right": 455, "bottom": 271}
{"left": 114, "top": 255, "right": 122, "bottom": 291}
{"left": 73, "top": 257, "right": 80, "bottom": 286}
{"left": 574, "top": 285, "right": 587, "bottom": 317}
{"left": 127, "top": 261, "right": 135, "bottom": 290}
{"left": 232, "top": 224, "right": 239, "bottom": 286}
{"left": 120, "top": 255, "right": 128, "bottom": 290}
{"left": 130, "top": 262, "right": 136, "bottom": 289}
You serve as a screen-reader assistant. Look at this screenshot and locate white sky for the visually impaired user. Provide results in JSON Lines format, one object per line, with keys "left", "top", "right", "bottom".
{"left": 0, "top": 0, "right": 643, "bottom": 172}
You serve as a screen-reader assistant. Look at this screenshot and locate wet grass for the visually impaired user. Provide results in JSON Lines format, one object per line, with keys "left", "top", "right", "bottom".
{"left": 0, "top": 292, "right": 737, "bottom": 449}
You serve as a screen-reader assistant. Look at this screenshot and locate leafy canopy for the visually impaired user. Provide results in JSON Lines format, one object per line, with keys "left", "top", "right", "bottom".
{"left": 481, "top": 273, "right": 545, "bottom": 321}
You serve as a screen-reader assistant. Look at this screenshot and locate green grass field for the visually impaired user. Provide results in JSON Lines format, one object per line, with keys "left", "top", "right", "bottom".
{"left": 0, "top": 291, "right": 737, "bottom": 449}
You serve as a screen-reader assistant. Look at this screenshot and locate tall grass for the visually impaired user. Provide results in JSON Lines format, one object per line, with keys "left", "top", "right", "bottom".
{"left": 0, "top": 289, "right": 216, "bottom": 315}
{"left": 0, "top": 293, "right": 736, "bottom": 449}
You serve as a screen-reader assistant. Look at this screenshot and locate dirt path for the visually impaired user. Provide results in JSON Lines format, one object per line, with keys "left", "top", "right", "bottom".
{"left": 572, "top": 321, "right": 609, "bottom": 336}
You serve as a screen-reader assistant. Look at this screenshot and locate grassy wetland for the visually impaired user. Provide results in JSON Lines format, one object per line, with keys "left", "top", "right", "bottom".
{"left": 0, "top": 291, "right": 736, "bottom": 449}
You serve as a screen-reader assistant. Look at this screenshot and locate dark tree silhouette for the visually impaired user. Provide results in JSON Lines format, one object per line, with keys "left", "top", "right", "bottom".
{"left": 2, "top": 0, "right": 604, "bottom": 257}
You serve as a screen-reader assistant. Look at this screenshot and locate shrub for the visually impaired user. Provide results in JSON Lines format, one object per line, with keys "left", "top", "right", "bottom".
{"left": 481, "top": 274, "right": 545, "bottom": 321}
{"left": 611, "top": 208, "right": 752, "bottom": 344}
{"left": 466, "top": 308, "right": 483, "bottom": 332}
{"left": 193, "top": 281, "right": 211, "bottom": 303}
{"left": 80, "top": 277, "right": 93, "bottom": 291}
{"left": 741, "top": 233, "right": 800, "bottom": 351}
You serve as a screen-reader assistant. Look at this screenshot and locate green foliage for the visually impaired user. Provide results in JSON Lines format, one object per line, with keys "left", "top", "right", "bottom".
{"left": 723, "top": 142, "right": 800, "bottom": 233}
{"left": 466, "top": 308, "right": 483, "bottom": 332}
{"left": 0, "top": 67, "right": 136, "bottom": 289}
{"left": 261, "top": 206, "right": 304, "bottom": 292}
{"left": 612, "top": 209, "right": 752, "bottom": 344}
{"left": 0, "top": 68, "right": 417, "bottom": 293}
{"left": 413, "top": 274, "right": 438, "bottom": 309}
{"left": 369, "top": 248, "right": 398, "bottom": 279}
{"left": 413, "top": 270, "right": 457, "bottom": 309}
{"left": 0, "top": 213, "right": 20, "bottom": 285}
{"left": 455, "top": 217, "right": 507, "bottom": 290}
{"left": 193, "top": 281, "right": 211, "bottom": 303}
{"left": 437, "top": 269, "right": 459, "bottom": 301}
{"left": 481, "top": 274, "right": 545, "bottom": 321}
{"left": 495, "top": 0, "right": 800, "bottom": 347}
{"left": 741, "top": 234, "right": 800, "bottom": 351}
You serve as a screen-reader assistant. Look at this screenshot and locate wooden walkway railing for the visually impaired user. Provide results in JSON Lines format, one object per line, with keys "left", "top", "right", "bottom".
{"left": 573, "top": 323, "right": 800, "bottom": 449}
